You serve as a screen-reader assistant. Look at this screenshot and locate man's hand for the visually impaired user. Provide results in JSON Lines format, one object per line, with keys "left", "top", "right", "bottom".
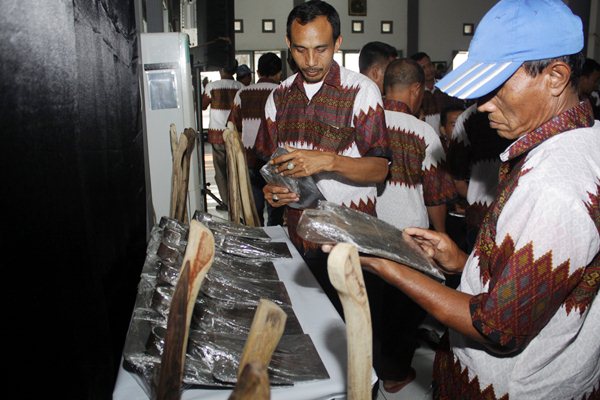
{"left": 403, "top": 227, "right": 467, "bottom": 274}
{"left": 263, "top": 183, "right": 299, "bottom": 207}
{"left": 270, "top": 146, "right": 335, "bottom": 178}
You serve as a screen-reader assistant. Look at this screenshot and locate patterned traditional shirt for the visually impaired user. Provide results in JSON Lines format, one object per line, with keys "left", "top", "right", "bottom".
{"left": 202, "top": 78, "right": 243, "bottom": 145}
{"left": 255, "top": 61, "right": 389, "bottom": 252}
{"left": 434, "top": 101, "right": 600, "bottom": 400}
{"left": 378, "top": 99, "right": 456, "bottom": 229}
{"left": 448, "top": 104, "right": 514, "bottom": 229}
{"left": 228, "top": 77, "right": 278, "bottom": 169}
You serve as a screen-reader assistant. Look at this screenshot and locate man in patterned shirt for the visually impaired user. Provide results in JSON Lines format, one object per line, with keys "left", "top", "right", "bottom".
{"left": 256, "top": 0, "right": 390, "bottom": 315}
{"left": 201, "top": 61, "right": 244, "bottom": 211}
{"left": 228, "top": 52, "right": 284, "bottom": 226}
{"left": 347, "top": 1, "right": 599, "bottom": 399}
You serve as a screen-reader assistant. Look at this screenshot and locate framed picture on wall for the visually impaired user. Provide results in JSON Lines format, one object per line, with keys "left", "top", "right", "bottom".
{"left": 351, "top": 20, "right": 364, "bottom": 33}
{"left": 381, "top": 21, "right": 393, "bottom": 34}
{"left": 349, "top": 0, "right": 367, "bottom": 16}
{"left": 262, "top": 19, "right": 275, "bottom": 33}
{"left": 234, "top": 19, "right": 243, "bottom": 33}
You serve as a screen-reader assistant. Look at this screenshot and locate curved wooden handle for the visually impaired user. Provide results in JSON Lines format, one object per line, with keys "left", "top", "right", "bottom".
{"left": 228, "top": 362, "right": 270, "bottom": 400}
{"left": 327, "top": 243, "right": 372, "bottom": 400}
{"left": 155, "top": 220, "right": 215, "bottom": 400}
{"left": 237, "top": 299, "right": 287, "bottom": 379}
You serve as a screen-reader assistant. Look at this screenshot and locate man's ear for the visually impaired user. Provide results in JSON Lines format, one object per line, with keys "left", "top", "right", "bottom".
{"left": 547, "top": 61, "right": 572, "bottom": 97}
{"left": 334, "top": 35, "right": 342, "bottom": 52}
{"left": 285, "top": 36, "right": 291, "bottom": 50}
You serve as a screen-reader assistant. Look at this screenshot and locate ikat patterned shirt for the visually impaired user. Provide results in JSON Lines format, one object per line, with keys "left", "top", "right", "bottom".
{"left": 202, "top": 78, "right": 243, "bottom": 145}
{"left": 378, "top": 99, "right": 456, "bottom": 229}
{"left": 434, "top": 101, "right": 600, "bottom": 400}
{"left": 227, "top": 77, "right": 279, "bottom": 169}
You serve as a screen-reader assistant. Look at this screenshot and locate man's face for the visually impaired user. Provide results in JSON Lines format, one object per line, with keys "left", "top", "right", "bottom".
{"left": 416, "top": 56, "right": 435, "bottom": 84}
{"left": 477, "top": 66, "right": 551, "bottom": 140}
{"left": 286, "top": 16, "right": 341, "bottom": 83}
{"left": 441, "top": 110, "right": 462, "bottom": 139}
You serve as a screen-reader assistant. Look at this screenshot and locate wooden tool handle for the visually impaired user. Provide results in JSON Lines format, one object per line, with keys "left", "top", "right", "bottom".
{"left": 228, "top": 362, "right": 270, "bottom": 400}
{"left": 230, "top": 122, "right": 260, "bottom": 227}
{"left": 237, "top": 298, "right": 287, "bottom": 380}
{"left": 174, "top": 128, "right": 196, "bottom": 223}
{"left": 224, "top": 126, "right": 241, "bottom": 223}
{"left": 327, "top": 243, "right": 372, "bottom": 400}
{"left": 155, "top": 220, "right": 215, "bottom": 400}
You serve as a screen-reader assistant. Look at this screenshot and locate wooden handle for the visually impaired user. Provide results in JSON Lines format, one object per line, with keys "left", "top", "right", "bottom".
{"left": 230, "top": 122, "right": 260, "bottom": 227}
{"left": 224, "top": 125, "right": 241, "bottom": 223}
{"left": 174, "top": 128, "right": 196, "bottom": 223}
{"left": 327, "top": 243, "right": 372, "bottom": 400}
{"left": 228, "top": 362, "right": 270, "bottom": 400}
{"left": 237, "top": 299, "right": 287, "bottom": 380}
{"left": 169, "top": 123, "right": 179, "bottom": 219}
{"left": 155, "top": 220, "right": 215, "bottom": 400}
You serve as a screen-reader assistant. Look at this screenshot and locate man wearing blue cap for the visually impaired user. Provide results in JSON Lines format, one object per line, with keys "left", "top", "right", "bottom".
{"left": 343, "top": 1, "right": 599, "bottom": 398}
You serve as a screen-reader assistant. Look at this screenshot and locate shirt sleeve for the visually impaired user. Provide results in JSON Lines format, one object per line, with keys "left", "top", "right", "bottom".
{"left": 254, "top": 89, "right": 278, "bottom": 161}
{"left": 469, "top": 183, "right": 600, "bottom": 353}
{"left": 227, "top": 89, "right": 243, "bottom": 132}
{"left": 352, "top": 81, "right": 391, "bottom": 160}
{"left": 422, "top": 127, "right": 457, "bottom": 205}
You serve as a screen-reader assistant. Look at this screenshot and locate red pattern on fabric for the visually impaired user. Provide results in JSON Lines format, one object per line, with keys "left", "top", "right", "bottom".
{"left": 505, "top": 101, "right": 594, "bottom": 161}
{"left": 205, "top": 85, "right": 240, "bottom": 144}
{"left": 466, "top": 202, "right": 490, "bottom": 229}
{"left": 471, "top": 236, "right": 590, "bottom": 349}
{"left": 423, "top": 164, "right": 457, "bottom": 206}
{"left": 433, "top": 333, "right": 508, "bottom": 400}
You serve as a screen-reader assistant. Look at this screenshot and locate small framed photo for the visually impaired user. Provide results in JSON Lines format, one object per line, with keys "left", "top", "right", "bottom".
{"left": 234, "top": 19, "right": 243, "bottom": 33}
{"left": 351, "top": 20, "right": 364, "bottom": 33}
{"left": 262, "top": 19, "right": 275, "bottom": 33}
{"left": 348, "top": 0, "right": 367, "bottom": 16}
{"left": 463, "top": 23, "right": 474, "bottom": 36}
{"left": 381, "top": 20, "right": 393, "bottom": 34}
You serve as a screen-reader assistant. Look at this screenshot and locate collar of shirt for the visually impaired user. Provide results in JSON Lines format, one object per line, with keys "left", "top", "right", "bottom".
{"left": 257, "top": 77, "right": 278, "bottom": 84}
{"left": 383, "top": 98, "right": 412, "bottom": 114}
{"left": 501, "top": 100, "right": 594, "bottom": 162}
{"left": 291, "top": 61, "right": 342, "bottom": 95}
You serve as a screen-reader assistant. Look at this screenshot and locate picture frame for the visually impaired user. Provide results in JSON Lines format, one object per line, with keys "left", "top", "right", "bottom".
{"left": 381, "top": 21, "right": 393, "bottom": 34}
{"left": 262, "top": 19, "right": 275, "bottom": 33}
{"left": 348, "top": 0, "right": 367, "bottom": 16}
{"left": 351, "top": 20, "right": 364, "bottom": 33}
{"left": 234, "top": 19, "right": 243, "bottom": 33}
{"left": 463, "top": 23, "right": 474, "bottom": 36}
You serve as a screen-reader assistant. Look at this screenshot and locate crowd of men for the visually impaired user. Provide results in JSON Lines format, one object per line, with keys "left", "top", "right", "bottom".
{"left": 201, "top": 1, "right": 599, "bottom": 399}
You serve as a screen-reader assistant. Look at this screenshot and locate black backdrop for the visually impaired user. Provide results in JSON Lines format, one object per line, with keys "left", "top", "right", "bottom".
{"left": 1, "top": 1, "right": 146, "bottom": 398}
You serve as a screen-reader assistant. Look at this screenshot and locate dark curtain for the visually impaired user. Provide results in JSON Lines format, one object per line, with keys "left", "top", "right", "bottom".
{"left": 1, "top": 1, "right": 146, "bottom": 399}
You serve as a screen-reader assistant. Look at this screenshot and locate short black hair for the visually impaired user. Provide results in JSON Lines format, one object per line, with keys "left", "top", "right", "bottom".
{"left": 359, "top": 41, "right": 398, "bottom": 73}
{"left": 522, "top": 52, "right": 584, "bottom": 89}
{"left": 581, "top": 58, "right": 600, "bottom": 77}
{"left": 384, "top": 58, "right": 424, "bottom": 89}
{"left": 257, "top": 52, "right": 282, "bottom": 77}
{"left": 440, "top": 104, "right": 466, "bottom": 126}
{"left": 410, "top": 52, "right": 430, "bottom": 63}
{"left": 286, "top": 0, "right": 340, "bottom": 42}
{"left": 223, "top": 59, "right": 238, "bottom": 76}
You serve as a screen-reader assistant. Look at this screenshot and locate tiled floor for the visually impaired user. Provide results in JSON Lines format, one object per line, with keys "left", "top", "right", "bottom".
{"left": 200, "top": 143, "right": 437, "bottom": 399}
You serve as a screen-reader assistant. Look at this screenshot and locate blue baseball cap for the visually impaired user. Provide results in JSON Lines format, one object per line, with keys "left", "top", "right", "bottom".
{"left": 436, "top": 0, "right": 583, "bottom": 99}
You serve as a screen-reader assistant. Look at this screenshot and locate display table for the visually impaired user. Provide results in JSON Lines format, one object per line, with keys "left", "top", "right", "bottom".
{"left": 113, "top": 225, "right": 371, "bottom": 400}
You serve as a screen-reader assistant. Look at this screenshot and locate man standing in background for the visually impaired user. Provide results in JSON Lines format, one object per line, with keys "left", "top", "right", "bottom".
{"left": 228, "top": 52, "right": 284, "bottom": 226}
{"left": 202, "top": 60, "right": 244, "bottom": 211}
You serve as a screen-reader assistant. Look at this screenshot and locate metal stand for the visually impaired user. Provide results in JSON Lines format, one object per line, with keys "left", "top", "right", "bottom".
{"left": 194, "top": 66, "right": 226, "bottom": 212}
